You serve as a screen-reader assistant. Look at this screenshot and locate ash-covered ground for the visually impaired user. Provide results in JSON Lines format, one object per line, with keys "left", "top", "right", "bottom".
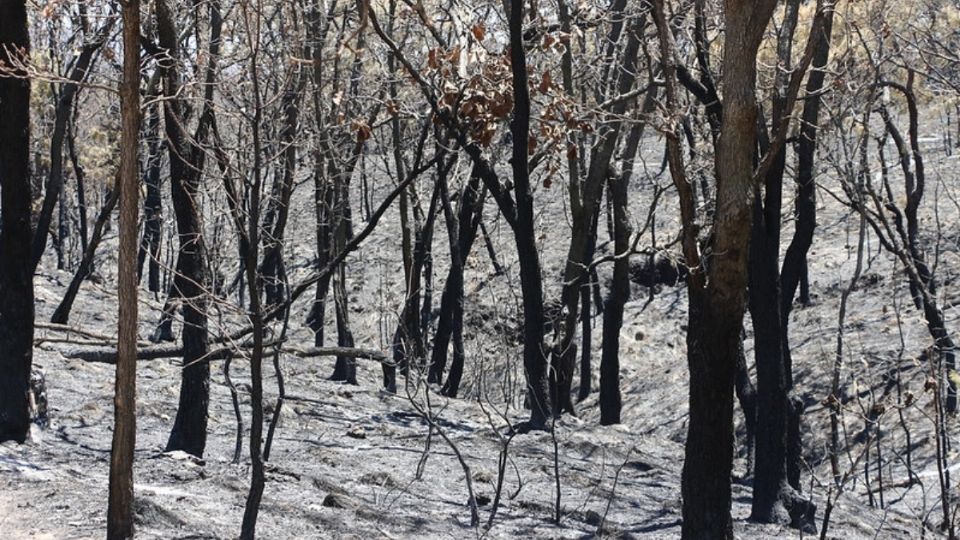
{"left": 3, "top": 130, "right": 960, "bottom": 539}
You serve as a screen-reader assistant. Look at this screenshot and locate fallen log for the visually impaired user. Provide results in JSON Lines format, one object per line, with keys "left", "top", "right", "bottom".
{"left": 63, "top": 342, "right": 392, "bottom": 366}
{"left": 35, "top": 321, "right": 152, "bottom": 347}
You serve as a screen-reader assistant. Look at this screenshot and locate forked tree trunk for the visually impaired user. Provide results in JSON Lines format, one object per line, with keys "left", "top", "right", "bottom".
{"left": 748, "top": 0, "right": 820, "bottom": 526}
{"left": 654, "top": 1, "right": 777, "bottom": 537}
{"left": 429, "top": 168, "right": 484, "bottom": 393}
{"left": 550, "top": 0, "right": 642, "bottom": 417}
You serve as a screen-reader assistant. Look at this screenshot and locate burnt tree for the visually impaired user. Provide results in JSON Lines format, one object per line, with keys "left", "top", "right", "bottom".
{"left": 654, "top": 0, "right": 778, "bottom": 537}
{"left": 0, "top": 0, "right": 34, "bottom": 444}
{"left": 156, "top": 0, "right": 220, "bottom": 457}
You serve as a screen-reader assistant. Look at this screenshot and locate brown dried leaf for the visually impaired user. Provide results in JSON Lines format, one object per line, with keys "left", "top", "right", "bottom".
{"left": 538, "top": 72, "right": 552, "bottom": 94}
{"left": 354, "top": 121, "right": 372, "bottom": 143}
{"left": 471, "top": 23, "right": 486, "bottom": 42}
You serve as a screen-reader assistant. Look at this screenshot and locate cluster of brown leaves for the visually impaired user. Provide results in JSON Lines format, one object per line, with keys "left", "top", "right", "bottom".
{"left": 421, "top": 28, "right": 585, "bottom": 158}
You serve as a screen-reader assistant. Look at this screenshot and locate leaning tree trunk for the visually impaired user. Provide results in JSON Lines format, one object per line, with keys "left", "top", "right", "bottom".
{"left": 31, "top": 18, "right": 113, "bottom": 272}
{"left": 0, "top": 0, "right": 34, "bottom": 444}
{"left": 51, "top": 185, "right": 120, "bottom": 324}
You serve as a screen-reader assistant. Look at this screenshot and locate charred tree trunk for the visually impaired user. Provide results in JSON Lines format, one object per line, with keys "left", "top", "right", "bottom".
{"left": 239, "top": 4, "right": 267, "bottom": 532}
{"left": 734, "top": 338, "right": 757, "bottom": 473}
{"left": 0, "top": 0, "right": 34, "bottom": 444}
{"left": 51, "top": 186, "right": 120, "bottom": 324}
{"left": 748, "top": 181, "right": 796, "bottom": 523}
{"left": 747, "top": 0, "right": 825, "bottom": 529}
{"left": 137, "top": 104, "right": 163, "bottom": 296}
{"left": 599, "top": 171, "right": 630, "bottom": 425}
{"left": 779, "top": 7, "right": 834, "bottom": 489}
{"left": 307, "top": 174, "right": 334, "bottom": 347}
{"left": 157, "top": 0, "right": 219, "bottom": 457}
{"left": 368, "top": 0, "right": 550, "bottom": 426}
{"left": 507, "top": 0, "right": 550, "bottom": 428}
{"left": 436, "top": 157, "right": 467, "bottom": 397}
{"left": 550, "top": 0, "right": 642, "bottom": 417}
{"left": 305, "top": 0, "right": 334, "bottom": 348}
{"left": 655, "top": 1, "right": 778, "bottom": 537}
{"left": 598, "top": 85, "right": 655, "bottom": 423}
{"left": 68, "top": 108, "right": 89, "bottom": 256}
{"left": 429, "top": 168, "right": 483, "bottom": 392}
{"left": 749, "top": 2, "right": 793, "bottom": 507}
{"left": 328, "top": 160, "right": 357, "bottom": 384}
{"left": 436, "top": 177, "right": 482, "bottom": 397}
{"left": 389, "top": 112, "right": 423, "bottom": 384}
{"left": 31, "top": 19, "right": 112, "bottom": 272}
{"left": 260, "top": 70, "right": 305, "bottom": 307}
{"left": 330, "top": 265, "right": 357, "bottom": 384}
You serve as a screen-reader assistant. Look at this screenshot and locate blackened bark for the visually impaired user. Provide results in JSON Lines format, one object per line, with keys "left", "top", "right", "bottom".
{"left": 550, "top": 1, "right": 643, "bottom": 418}
{"left": 655, "top": 1, "right": 778, "bottom": 537}
{"left": 137, "top": 104, "right": 163, "bottom": 295}
{"left": 68, "top": 111, "right": 89, "bottom": 255}
{"left": 577, "top": 283, "right": 593, "bottom": 402}
{"left": 748, "top": 0, "right": 825, "bottom": 528}
{"left": 507, "top": 0, "right": 550, "bottom": 428}
{"left": 261, "top": 70, "right": 305, "bottom": 306}
{"left": 599, "top": 171, "right": 630, "bottom": 425}
{"left": 329, "top": 266, "right": 357, "bottom": 384}
{"left": 307, "top": 175, "right": 334, "bottom": 347}
{"left": 780, "top": 7, "right": 834, "bottom": 489}
{"left": 878, "top": 75, "right": 957, "bottom": 413}
{"left": 325, "top": 151, "right": 361, "bottom": 386}
{"left": 436, "top": 160, "right": 466, "bottom": 397}
{"left": 238, "top": 2, "right": 267, "bottom": 530}
{"left": 32, "top": 19, "right": 113, "bottom": 271}
{"left": 305, "top": 0, "right": 332, "bottom": 348}
{"left": 748, "top": 183, "right": 790, "bottom": 522}
{"left": 387, "top": 175, "right": 440, "bottom": 392}
{"left": 0, "top": 0, "right": 34, "bottom": 444}
{"left": 51, "top": 186, "right": 120, "bottom": 324}
{"left": 734, "top": 339, "right": 757, "bottom": 472}
{"left": 598, "top": 85, "right": 655, "bottom": 423}
{"left": 157, "top": 0, "right": 218, "bottom": 457}
{"left": 429, "top": 169, "right": 483, "bottom": 390}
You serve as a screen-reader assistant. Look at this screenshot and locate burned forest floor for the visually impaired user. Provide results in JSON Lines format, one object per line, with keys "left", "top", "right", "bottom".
{"left": 4, "top": 131, "right": 960, "bottom": 539}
